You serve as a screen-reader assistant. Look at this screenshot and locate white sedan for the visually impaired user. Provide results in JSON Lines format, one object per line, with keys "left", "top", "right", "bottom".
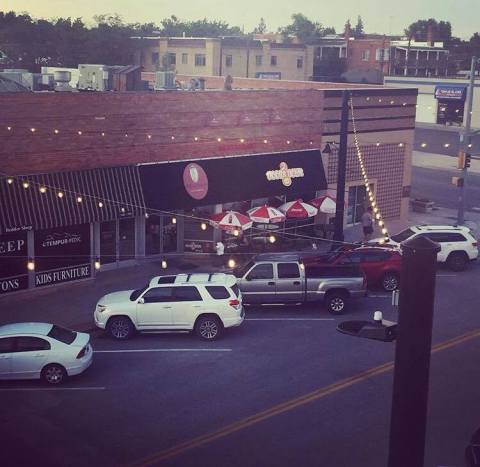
{"left": 0, "top": 322, "right": 93, "bottom": 385}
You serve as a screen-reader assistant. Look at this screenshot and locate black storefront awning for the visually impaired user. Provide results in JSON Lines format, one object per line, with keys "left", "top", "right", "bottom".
{"left": 0, "top": 166, "right": 145, "bottom": 234}
{"left": 139, "top": 149, "right": 327, "bottom": 210}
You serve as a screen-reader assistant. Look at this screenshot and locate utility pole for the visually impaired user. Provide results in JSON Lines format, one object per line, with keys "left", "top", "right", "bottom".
{"left": 457, "top": 56, "right": 477, "bottom": 225}
{"left": 333, "top": 90, "right": 350, "bottom": 242}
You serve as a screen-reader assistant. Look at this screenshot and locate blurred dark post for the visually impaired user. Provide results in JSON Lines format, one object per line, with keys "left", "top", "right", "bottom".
{"left": 388, "top": 236, "right": 440, "bottom": 467}
{"left": 333, "top": 90, "right": 350, "bottom": 242}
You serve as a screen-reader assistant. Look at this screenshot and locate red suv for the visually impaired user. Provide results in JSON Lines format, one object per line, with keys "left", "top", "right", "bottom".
{"left": 303, "top": 247, "right": 402, "bottom": 291}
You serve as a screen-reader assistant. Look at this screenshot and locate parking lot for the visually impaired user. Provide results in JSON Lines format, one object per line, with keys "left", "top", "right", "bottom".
{"left": 2, "top": 264, "right": 480, "bottom": 467}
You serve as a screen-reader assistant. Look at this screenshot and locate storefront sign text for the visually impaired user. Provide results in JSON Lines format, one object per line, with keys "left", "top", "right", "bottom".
{"left": 0, "top": 275, "right": 28, "bottom": 294}
{"left": 42, "top": 232, "right": 82, "bottom": 248}
{"left": 266, "top": 162, "right": 305, "bottom": 187}
{"left": 35, "top": 264, "right": 91, "bottom": 287}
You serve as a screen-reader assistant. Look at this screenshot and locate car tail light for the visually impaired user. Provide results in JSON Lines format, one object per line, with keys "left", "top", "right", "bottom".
{"left": 229, "top": 299, "right": 240, "bottom": 308}
{"left": 76, "top": 345, "right": 88, "bottom": 359}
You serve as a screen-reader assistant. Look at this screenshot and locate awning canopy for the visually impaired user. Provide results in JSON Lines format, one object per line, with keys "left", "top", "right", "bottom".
{"left": 434, "top": 85, "right": 467, "bottom": 101}
{"left": 0, "top": 166, "right": 145, "bottom": 234}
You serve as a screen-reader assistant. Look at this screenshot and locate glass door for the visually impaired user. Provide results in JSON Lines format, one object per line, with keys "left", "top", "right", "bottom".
{"left": 119, "top": 218, "right": 135, "bottom": 261}
{"left": 100, "top": 221, "right": 117, "bottom": 264}
{"left": 347, "top": 185, "right": 371, "bottom": 224}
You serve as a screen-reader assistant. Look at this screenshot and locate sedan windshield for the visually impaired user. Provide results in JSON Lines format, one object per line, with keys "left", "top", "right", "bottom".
{"left": 47, "top": 325, "right": 77, "bottom": 345}
{"left": 391, "top": 228, "right": 415, "bottom": 243}
{"left": 130, "top": 284, "right": 149, "bottom": 301}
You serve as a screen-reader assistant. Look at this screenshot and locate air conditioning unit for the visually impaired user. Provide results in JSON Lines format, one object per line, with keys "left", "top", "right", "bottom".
{"left": 154, "top": 71, "right": 176, "bottom": 90}
{"left": 78, "top": 64, "right": 112, "bottom": 91}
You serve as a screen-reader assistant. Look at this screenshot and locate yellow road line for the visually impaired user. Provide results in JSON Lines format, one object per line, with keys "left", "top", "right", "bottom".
{"left": 132, "top": 328, "right": 480, "bottom": 467}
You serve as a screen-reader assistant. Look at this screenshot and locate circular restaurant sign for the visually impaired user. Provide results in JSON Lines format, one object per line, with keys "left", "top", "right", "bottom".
{"left": 183, "top": 163, "right": 208, "bottom": 200}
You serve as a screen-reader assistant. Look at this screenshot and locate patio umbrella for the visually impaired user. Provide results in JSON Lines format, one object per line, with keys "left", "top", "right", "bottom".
{"left": 210, "top": 211, "right": 253, "bottom": 231}
{"left": 309, "top": 195, "right": 338, "bottom": 214}
{"left": 278, "top": 199, "right": 318, "bottom": 218}
{"left": 247, "top": 205, "right": 286, "bottom": 224}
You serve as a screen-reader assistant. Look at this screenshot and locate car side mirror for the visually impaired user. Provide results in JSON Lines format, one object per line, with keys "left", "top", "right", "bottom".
{"left": 138, "top": 298, "right": 145, "bottom": 304}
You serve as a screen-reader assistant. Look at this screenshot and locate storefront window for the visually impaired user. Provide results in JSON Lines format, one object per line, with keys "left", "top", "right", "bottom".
{"left": 145, "top": 215, "right": 161, "bottom": 256}
{"left": 0, "top": 231, "right": 29, "bottom": 294}
{"left": 34, "top": 224, "right": 91, "bottom": 287}
{"left": 163, "top": 217, "right": 177, "bottom": 253}
{"left": 119, "top": 218, "right": 135, "bottom": 261}
{"left": 100, "top": 221, "right": 117, "bottom": 264}
{"left": 347, "top": 185, "right": 372, "bottom": 224}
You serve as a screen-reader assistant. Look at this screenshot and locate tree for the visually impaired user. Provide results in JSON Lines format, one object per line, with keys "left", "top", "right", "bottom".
{"left": 279, "top": 13, "right": 334, "bottom": 44}
{"left": 344, "top": 19, "right": 352, "bottom": 37}
{"left": 354, "top": 16, "right": 364, "bottom": 38}
{"left": 253, "top": 18, "right": 267, "bottom": 34}
{"left": 404, "top": 18, "right": 452, "bottom": 45}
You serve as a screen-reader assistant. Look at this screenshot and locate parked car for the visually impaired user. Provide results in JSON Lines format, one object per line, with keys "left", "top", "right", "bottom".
{"left": 302, "top": 247, "right": 402, "bottom": 291}
{"left": 234, "top": 253, "right": 367, "bottom": 314}
{"left": 94, "top": 273, "right": 244, "bottom": 341}
{"left": 370, "top": 225, "right": 478, "bottom": 271}
{"left": 0, "top": 322, "right": 92, "bottom": 385}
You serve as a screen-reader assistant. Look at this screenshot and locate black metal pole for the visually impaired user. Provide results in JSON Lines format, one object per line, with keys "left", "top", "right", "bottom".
{"left": 333, "top": 90, "right": 349, "bottom": 242}
{"left": 387, "top": 236, "right": 440, "bottom": 467}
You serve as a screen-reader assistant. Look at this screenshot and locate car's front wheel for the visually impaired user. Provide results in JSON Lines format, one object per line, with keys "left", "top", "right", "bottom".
{"left": 325, "top": 291, "right": 348, "bottom": 315}
{"left": 195, "top": 316, "right": 222, "bottom": 341}
{"left": 446, "top": 252, "right": 468, "bottom": 272}
{"left": 41, "top": 363, "right": 67, "bottom": 385}
{"left": 107, "top": 316, "right": 135, "bottom": 340}
{"left": 381, "top": 272, "right": 400, "bottom": 291}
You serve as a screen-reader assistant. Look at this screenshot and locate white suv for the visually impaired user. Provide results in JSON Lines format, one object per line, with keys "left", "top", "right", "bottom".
{"left": 94, "top": 273, "right": 244, "bottom": 341}
{"left": 371, "top": 225, "right": 478, "bottom": 271}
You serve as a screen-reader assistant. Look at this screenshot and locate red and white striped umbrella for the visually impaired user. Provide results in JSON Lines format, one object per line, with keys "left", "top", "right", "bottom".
{"left": 247, "top": 205, "right": 286, "bottom": 223}
{"left": 278, "top": 199, "right": 318, "bottom": 218}
{"left": 210, "top": 211, "right": 253, "bottom": 231}
{"left": 309, "top": 195, "right": 338, "bottom": 214}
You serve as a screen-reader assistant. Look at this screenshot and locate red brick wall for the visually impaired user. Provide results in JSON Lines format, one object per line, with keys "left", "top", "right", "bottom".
{"left": 347, "top": 39, "right": 390, "bottom": 73}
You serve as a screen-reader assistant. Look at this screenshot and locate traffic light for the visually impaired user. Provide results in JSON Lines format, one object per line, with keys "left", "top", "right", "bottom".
{"left": 466, "top": 153, "right": 472, "bottom": 168}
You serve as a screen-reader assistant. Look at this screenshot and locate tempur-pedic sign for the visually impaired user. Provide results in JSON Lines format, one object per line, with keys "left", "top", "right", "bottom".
{"left": 266, "top": 162, "right": 305, "bottom": 187}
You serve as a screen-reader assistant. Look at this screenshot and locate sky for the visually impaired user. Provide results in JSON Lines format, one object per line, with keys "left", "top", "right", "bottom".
{"left": 2, "top": 0, "right": 479, "bottom": 39}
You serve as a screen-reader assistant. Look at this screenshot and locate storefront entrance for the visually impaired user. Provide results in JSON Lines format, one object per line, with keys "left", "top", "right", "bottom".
{"left": 100, "top": 218, "right": 137, "bottom": 264}
{"left": 145, "top": 214, "right": 178, "bottom": 256}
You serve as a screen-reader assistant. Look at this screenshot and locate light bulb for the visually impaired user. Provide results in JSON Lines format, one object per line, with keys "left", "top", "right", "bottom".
{"left": 240, "top": 138, "right": 245, "bottom": 143}
{"left": 161, "top": 260, "right": 168, "bottom": 269}
{"left": 228, "top": 258, "right": 236, "bottom": 268}
{"left": 194, "top": 136, "right": 199, "bottom": 141}
{"left": 171, "top": 136, "right": 175, "bottom": 140}
{"left": 269, "top": 235, "right": 276, "bottom": 243}
{"left": 217, "top": 137, "right": 222, "bottom": 142}
{"left": 286, "top": 140, "right": 291, "bottom": 144}
{"left": 78, "top": 131, "right": 82, "bottom": 135}
{"left": 172, "top": 217, "right": 177, "bottom": 224}
{"left": 147, "top": 134, "right": 152, "bottom": 139}
{"left": 381, "top": 228, "right": 388, "bottom": 234}
{"left": 263, "top": 139, "right": 268, "bottom": 144}
{"left": 94, "top": 260, "right": 101, "bottom": 270}
{"left": 375, "top": 213, "right": 381, "bottom": 220}
{"left": 76, "top": 196, "right": 83, "bottom": 203}
{"left": 101, "top": 132, "right": 105, "bottom": 137}
{"left": 57, "top": 192, "right": 64, "bottom": 198}
{"left": 54, "top": 129, "right": 59, "bottom": 134}
{"left": 39, "top": 186, "right": 47, "bottom": 193}
{"left": 201, "top": 223, "right": 207, "bottom": 231}
{"left": 7, "top": 126, "right": 12, "bottom": 131}
{"left": 233, "top": 229, "right": 239, "bottom": 237}
{"left": 30, "top": 128, "right": 36, "bottom": 133}
{"left": 98, "top": 202, "right": 103, "bottom": 207}
{"left": 22, "top": 181, "right": 29, "bottom": 189}
{"left": 27, "top": 260, "right": 35, "bottom": 271}
{"left": 378, "top": 220, "right": 384, "bottom": 227}
{"left": 7, "top": 178, "right": 13, "bottom": 184}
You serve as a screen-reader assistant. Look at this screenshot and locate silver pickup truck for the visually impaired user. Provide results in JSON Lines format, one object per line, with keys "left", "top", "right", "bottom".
{"left": 233, "top": 253, "right": 367, "bottom": 314}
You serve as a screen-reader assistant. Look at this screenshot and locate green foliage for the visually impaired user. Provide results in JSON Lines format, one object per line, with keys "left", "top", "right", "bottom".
{"left": 253, "top": 18, "right": 267, "bottom": 34}
{"left": 0, "top": 11, "right": 243, "bottom": 71}
{"left": 404, "top": 18, "right": 452, "bottom": 45}
{"left": 278, "top": 13, "right": 335, "bottom": 44}
{"left": 354, "top": 16, "right": 364, "bottom": 38}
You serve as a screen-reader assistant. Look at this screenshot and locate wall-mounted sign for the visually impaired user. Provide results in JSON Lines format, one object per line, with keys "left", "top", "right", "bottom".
{"left": 434, "top": 85, "right": 467, "bottom": 101}
{"left": 183, "top": 163, "right": 209, "bottom": 200}
{"left": 256, "top": 72, "right": 281, "bottom": 80}
{"left": 184, "top": 240, "right": 214, "bottom": 253}
{"left": 34, "top": 224, "right": 91, "bottom": 286}
{"left": 266, "top": 162, "right": 305, "bottom": 187}
{"left": 0, "top": 231, "right": 29, "bottom": 295}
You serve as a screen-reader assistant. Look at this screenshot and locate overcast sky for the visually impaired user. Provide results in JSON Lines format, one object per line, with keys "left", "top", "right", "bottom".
{"left": 3, "top": 0, "right": 479, "bottom": 39}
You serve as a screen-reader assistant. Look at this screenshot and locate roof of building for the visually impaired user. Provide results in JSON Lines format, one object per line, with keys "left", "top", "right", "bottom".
{"left": 0, "top": 75, "right": 30, "bottom": 92}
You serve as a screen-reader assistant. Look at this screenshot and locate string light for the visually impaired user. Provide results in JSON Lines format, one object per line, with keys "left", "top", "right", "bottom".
{"left": 228, "top": 258, "right": 236, "bottom": 268}
{"left": 161, "top": 260, "right": 168, "bottom": 269}
{"left": 421, "top": 143, "right": 427, "bottom": 148}
{"left": 233, "top": 229, "right": 239, "bottom": 237}
{"left": 77, "top": 131, "right": 82, "bottom": 135}
{"left": 217, "top": 137, "right": 222, "bottom": 142}
{"left": 263, "top": 139, "right": 268, "bottom": 144}
{"left": 121, "top": 207, "right": 125, "bottom": 213}
{"left": 30, "top": 128, "right": 36, "bottom": 133}
{"left": 98, "top": 202, "right": 103, "bottom": 207}
{"left": 22, "top": 181, "right": 29, "bottom": 189}
{"left": 57, "top": 191, "right": 64, "bottom": 198}
{"left": 7, "top": 126, "right": 12, "bottom": 131}
{"left": 170, "top": 136, "right": 175, "bottom": 140}
{"left": 269, "top": 235, "right": 276, "bottom": 243}
{"left": 171, "top": 217, "right": 177, "bottom": 224}
{"left": 200, "top": 222, "right": 207, "bottom": 231}
{"left": 39, "top": 186, "right": 47, "bottom": 193}
{"left": 101, "top": 132, "right": 105, "bottom": 137}
{"left": 240, "top": 138, "right": 245, "bottom": 143}
{"left": 286, "top": 140, "right": 291, "bottom": 145}
{"left": 27, "top": 260, "right": 35, "bottom": 271}
{"left": 7, "top": 178, "right": 13, "bottom": 184}
{"left": 54, "top": 129, "right": 59, "bottom": 134}
{"left": 76, "top": 196, "right": 83, "bottom": 203}
{"left": 194, "top": 136, "right": 199, "bottom": 141}
{"left": 147, "top": 134, "right": 152, "bottom": 139}
{"left": 94, "top": 259, "right": 101, "bottom": 270}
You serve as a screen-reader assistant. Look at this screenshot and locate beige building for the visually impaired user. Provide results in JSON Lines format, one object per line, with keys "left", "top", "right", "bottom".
{"left": 133, "top": 37, "right": 314, "bottom": 81}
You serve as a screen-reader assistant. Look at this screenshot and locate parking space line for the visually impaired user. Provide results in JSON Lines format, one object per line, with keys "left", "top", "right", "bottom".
{"left": 94, "top": 349, "right": 232, "bottom": 353}
{"left": 0, "top": 387, "right": 106, "bottom": 391}
{"left": 368, "top": 294, "right": 389, "bottom": 298}
{"left": 131, "top": 328, "right": 480, "bottom": 467}
{"left": 246, "top": 318, "right": 335, "bottom": 321}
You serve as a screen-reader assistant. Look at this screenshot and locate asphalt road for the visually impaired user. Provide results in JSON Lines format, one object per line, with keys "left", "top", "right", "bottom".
{"left": 2, "top": 264, "right": 480, "bottom": 467}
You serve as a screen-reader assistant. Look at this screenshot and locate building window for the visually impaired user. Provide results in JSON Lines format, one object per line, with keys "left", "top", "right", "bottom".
{"left": 167, "top": 53, "right": 176, "bottom": 66}
{"left": 347, "top": 184, "right": 374, "bottom": 224}
{"left": 151, "top": 52, "right": 159, "bottom": 65}
{"left": 256, "top": 55, "right": 262, "bottom": 66}
{"left": 182, "top": 53, "right": 188, "bottom": 65}
{"left": 195, "top": 54, "right": 206, "bottom": 66}
{"left": 361, "top": 50, "right": 370, "bottom": 61}
{"left": 270, "top": 56, "right": 277, "bottom": 66}
{"left": 296, "top": 57, "right": 303, "bottom": 69}
{"left": 225, "top": 55, "right": 233, "bottom": 67}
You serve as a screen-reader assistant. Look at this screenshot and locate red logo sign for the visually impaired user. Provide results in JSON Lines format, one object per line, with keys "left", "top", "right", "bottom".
{"left": 183, "top": 163, "right": 208, "bottom": 200}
